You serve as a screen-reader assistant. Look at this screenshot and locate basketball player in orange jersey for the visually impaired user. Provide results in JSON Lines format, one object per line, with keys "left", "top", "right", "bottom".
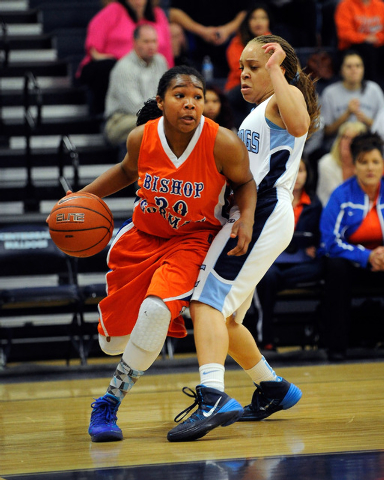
{"left": 77, "top": 65, "right": 256, "bottom": 442}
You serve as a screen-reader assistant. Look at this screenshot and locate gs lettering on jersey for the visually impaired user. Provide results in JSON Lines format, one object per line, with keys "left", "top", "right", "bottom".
{"left": 238, "top": 128, "right": 260, "bottom": 154}
{"left": 140, "top": 172, "right": 205, "bottom": 230}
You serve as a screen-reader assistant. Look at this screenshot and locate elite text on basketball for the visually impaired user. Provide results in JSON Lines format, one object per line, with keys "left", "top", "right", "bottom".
{"left": 55, "top": 213, "right": 85, "bottom": 222}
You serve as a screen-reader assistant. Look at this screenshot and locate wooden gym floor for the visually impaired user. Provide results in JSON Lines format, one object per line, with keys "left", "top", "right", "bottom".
{"left": 1, "top": 351, "right": 384, "bottom": 480}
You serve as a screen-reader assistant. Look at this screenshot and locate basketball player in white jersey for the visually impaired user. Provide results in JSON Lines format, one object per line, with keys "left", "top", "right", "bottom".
{"left": 168, "top": 35, "right": 320, "bottom": 442}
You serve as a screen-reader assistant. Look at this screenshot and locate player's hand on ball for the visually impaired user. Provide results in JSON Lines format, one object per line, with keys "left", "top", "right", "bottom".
{"left": 46, "top": 190, "right": 73, "bottom": 223}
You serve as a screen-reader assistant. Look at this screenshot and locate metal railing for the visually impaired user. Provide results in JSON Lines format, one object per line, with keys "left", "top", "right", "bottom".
{"left": 23, "top": 71, "right": 43, "bottom": 212}
{"left": 58, "top": 134, "right": 80, "bottom": 193}
{"left": 0, "top": 21, "right": 10, "bottom": 146}
{"left": 0, "top": 21, "right": 9, "bottom": 68}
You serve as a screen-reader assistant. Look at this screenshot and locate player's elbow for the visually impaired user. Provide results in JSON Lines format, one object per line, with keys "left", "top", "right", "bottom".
{"left": 288, "top": 119, "right": 310, "bottom": 138}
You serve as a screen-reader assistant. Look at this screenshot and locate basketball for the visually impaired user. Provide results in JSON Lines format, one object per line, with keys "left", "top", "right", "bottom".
{"left": 48, "top": 192, "right": 114, "bottom": 257}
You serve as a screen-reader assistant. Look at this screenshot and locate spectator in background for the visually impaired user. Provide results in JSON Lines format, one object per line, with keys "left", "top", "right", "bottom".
{"left": 316, "top": 121, "right": 367, "bottom": 206}
{"left": 203, "top": 84, "right": 236, "bottom": 132}
{"left": 372, "top": 107, "right": 384, "bottom": 142}
{"left": 169, "top": 21, "right": 190, "bottom": 66}
{"left": 320, "top": 50, "right": 384, "bottom": 151}
{"left": 104, "top": 25, "right": 168, "bottom": 158}
{"left": 76, "top": 0, "right": 173, "bottom": 116}
{"left": 334, "top": 0, "right": 384, "bottom": 87}
{"left": 225, "top": 3, "right": 272, "bottom": 128}
{"left": 319, "top": 132, "right": 384, "bottom": 361}
{"left": 252, "top": 157, "right": 323, "bottom": 350}
{"left": 168, "top": 1, "right": 249, "bottom": 78}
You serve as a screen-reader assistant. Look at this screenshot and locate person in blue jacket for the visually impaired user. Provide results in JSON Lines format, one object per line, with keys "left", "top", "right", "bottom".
{"left": 319, "top": 131, "right": 384, "bottom": 360}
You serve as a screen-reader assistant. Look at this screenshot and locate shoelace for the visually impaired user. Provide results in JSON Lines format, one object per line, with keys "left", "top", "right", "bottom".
{"left": 90, "top": 398, "right": 118, "bottom": 424}
{"left": 244, "top": 385, "right": 265, "bottom": 412}
{"left": 173, "top": 387, "right": 200, "bottom": 423}
{"left": 253, "top": 389, "right": 270, "bottom": 412}
{"left": 248, "top": 386, "right": 276, "bottom": 412}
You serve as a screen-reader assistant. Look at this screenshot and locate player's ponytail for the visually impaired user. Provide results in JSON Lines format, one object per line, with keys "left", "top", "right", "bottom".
{"left": 136, "top": 98, "right": 162, "bottom": 126}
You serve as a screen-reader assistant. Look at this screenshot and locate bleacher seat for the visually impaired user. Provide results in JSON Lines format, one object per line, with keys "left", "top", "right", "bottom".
{"left": 0, "top": 224, "right": 86, "bottom": 366}
{"left": 38, "top": 2, "right": 100, "bottom": 33}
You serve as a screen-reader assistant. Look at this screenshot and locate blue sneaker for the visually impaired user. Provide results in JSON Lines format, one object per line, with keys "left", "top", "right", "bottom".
{"left": 239, "top": 377, "right": 302, "bottom": 421}
{"left": 88, "top": 393, "right": 123, "bottom": 442}
{"left": 167, "top": 385, "right": 244, "bottom": 442}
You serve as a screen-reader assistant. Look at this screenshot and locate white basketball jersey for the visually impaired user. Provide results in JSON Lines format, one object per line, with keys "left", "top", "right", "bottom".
{"left": 238, "top": 96, "right": 307, "bottom": 199}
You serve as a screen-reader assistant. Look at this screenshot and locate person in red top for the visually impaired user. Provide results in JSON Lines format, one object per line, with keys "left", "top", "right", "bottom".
{"left": 77, "top": 65, "right": 256, "bottom": 442}
{"left": 335, "top": 0, "right": 384, "bottom": 86}
{"left": 251, "top": 157, "right": 323, "bottom": 350}
{"left": 225, "top": 3, "right": 272, "bottom": 129}
{"left": 319, "top": 132, "right": 384, "bottom": 360}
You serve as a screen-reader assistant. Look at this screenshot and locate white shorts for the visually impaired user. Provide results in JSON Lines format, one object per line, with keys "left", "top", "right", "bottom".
{"left": 192, "top": 188, "right": 294, "bottom": 323}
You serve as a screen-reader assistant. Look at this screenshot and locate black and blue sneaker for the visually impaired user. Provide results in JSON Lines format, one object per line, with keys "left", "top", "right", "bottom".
{"left": 167, "top": 385, "right": 244, "bottom": 442}
{"left": 88, "top": 393, "right": 123, "bottom": 442}
{"left": 239, "top": 377, "right": 302, "bottom": 421}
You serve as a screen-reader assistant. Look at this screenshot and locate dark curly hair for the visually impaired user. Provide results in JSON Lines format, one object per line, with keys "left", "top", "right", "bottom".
{"left": 350, "top": 132, "right": 384, "bottom": 163}
{"left": 136, "top": 65, "right": 205, "bottom": 126}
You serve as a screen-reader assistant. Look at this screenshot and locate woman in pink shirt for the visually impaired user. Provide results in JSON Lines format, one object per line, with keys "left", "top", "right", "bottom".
{"left": 77, "top": 0, "right": 174, "bottom": 115}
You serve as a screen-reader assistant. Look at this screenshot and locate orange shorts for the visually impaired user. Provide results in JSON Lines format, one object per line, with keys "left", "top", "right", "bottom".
{"left": 97, "top": 221, "right": 216, "bottom": 339}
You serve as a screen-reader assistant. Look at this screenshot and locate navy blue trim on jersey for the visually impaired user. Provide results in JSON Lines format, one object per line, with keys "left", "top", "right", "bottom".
{"left": 258, "top": 149, "right": 290, "bottom": 194}
{"left": 213, "top": 190, "right": 278, "bottom": 281}
{"left": 118, "top": 217, "right": 133, "bottom": 233}
{"left": 220, "top": 183, "right": 233, "bottom": 220}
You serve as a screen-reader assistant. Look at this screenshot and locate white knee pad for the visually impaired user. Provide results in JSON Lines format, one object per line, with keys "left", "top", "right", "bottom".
{"left": 99, "top": 334, "right": 130, "bottom": 355}
{"left": 130, "top": 296, "right": 171, "bottom": 352}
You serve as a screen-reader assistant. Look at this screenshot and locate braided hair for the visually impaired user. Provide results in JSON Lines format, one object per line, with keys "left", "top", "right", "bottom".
{"left": 249, "top": 34, "right": 321, "bottom": 139}
{"left": 136, "top": 65, "right": 206, "bottom": 126}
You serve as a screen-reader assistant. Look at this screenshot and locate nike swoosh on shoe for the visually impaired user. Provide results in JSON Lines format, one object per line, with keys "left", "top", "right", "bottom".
{"left": 202, "top": 397, "right": 222, "bottom": 417}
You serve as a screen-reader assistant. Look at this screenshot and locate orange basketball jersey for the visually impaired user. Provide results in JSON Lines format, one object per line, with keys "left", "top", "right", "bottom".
{"left": 132, "top": 116, "right": 229, "bottom": 238}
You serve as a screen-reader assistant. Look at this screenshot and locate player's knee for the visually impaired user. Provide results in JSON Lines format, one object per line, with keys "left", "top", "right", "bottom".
{"left": 190, "top": 300, "right": 225, "bottom": 325}
{"left": 99, "top": 334, "right": 130, "bottom": 355}
{"left": 131, "top": 296, "right": 171, "bottom": 352}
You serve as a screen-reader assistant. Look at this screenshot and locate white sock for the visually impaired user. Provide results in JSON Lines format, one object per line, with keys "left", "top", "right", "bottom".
{"left": 199, "top": 363, "right": 225, "bottom": 391}
{"left": 245, "top": 356, "right": 278, "bottom": 385}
